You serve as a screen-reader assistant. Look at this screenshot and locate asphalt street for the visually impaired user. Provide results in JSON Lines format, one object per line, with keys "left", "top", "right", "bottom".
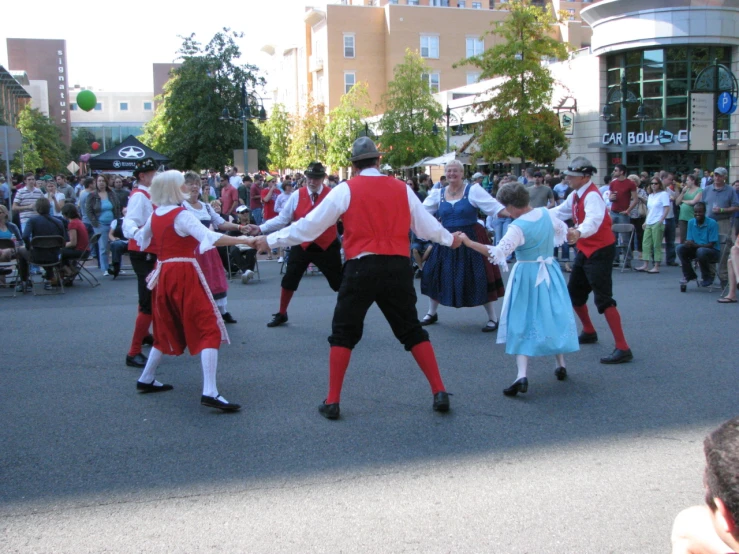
{"left": 1, "top": 259, "right": 737, "bottom": 553}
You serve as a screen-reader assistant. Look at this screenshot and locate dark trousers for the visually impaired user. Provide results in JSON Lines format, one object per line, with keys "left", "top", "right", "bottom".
{"left": 677, "top": 244, "right": 719, "bottom": 281}
{"left": 568, "top": 244, "right": 618, "bottom": 314}
{"left": 328, "top": 255, "right": 428, "bottom": 351}
{"left": 219, "top": 245, "right": 256, "bottom": 273}
{"left": 282, "top": 240, "right": 343, "bottom": 292}
{"left": 110, "top": 240, "right": 128, "bottom": 266}
{"left": 630, "top": 216, "right": 645, "bottom": 252}
{"left": 664, "top": 217, "right": 676, "bottom": 264}
{"left": 129, "top": 251, "right": 156, "bottom": 315}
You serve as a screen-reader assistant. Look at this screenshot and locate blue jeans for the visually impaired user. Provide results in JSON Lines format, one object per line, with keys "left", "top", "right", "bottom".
{"left": 492, "top": 217, "right": 513, "bottom": 260}
{"left": 251, "top": 208, "right": 263, "bottom": 225}
{"left": 93, "top": 224, "right": 111, "bottom": 272}
{"left": 110, "top": 240, "right": 128, "bottom": 266}
{"left": 677, "top": 244, "right": 719, "bottom": 281}
{"left": 610, "top": 211, "right": 632, "bottom": 262}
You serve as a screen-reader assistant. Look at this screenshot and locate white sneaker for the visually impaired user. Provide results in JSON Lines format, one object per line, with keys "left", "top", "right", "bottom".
{"left": 278, "top": 257, "right": 284, "bottom": 263}
{"left": 103, "top": 271, "right": 110, "bottom": 276}
{"left": 241, "top": 270, "right": 255, "bottom": 284}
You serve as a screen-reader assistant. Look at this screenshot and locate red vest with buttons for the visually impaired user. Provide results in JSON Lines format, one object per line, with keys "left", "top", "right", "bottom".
{"left": 294, "top": 186, "right": 337, "bottom": 250}
{"left": 127, "top": 188, "right": 156, "bottom": 254}
{"left": 341, "top": 175, "right": 411, "bottom": 260}
{"left": 572, "top": 183, "right": 615, "bottom": 258}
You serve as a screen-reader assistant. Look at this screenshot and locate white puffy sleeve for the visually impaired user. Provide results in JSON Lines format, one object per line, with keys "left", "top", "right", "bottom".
{"left": 468, "top": 184, "right": 505, "bottom": 217}
{"left": 422, "top": 187, "right": 441, "bottom": 215}
{"left": 174, "top": 209, "right": 223, "bottom": 254}
{"left": 206, "top": 203, "right": 227, "bottom": 228}
{"left": 551, "top": 213, "right": 569, "bottom": 247}
{"left": 133, "top": 215, "right": 153, "bottom": 251}
{"left": 484, "top": 224, "right": 524, "bottom": 271}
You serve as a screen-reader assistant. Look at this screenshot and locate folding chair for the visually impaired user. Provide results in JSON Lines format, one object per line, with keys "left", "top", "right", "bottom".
{"left": 611, "top": 223, "right": 635, "bottom": 272}
{"left": 29, "top": 235, "right": 65, "bottom": 296}
{"left": 0, "top": 238, "right": 21, "bottom": 298}
{"left": 67, "top": 235, "right": 101, "bottom": 288}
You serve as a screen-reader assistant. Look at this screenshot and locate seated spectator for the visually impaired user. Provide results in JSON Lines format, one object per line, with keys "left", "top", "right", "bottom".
{"left": 60, "top": 203, "right": 89, "bottom": 284}
{"left": 22, "top": 197, "right": 68, "bottom": 287}
{"left": 671, "top": 416, "right": 739, "bottom": 553}
{"left": 108, "top": 213, "right": 129, "bottom": 278}
{"left": 717, "top": 234, "right": 739, "bottom": 304}
{"left": 412, "top": 233, "right": 433, "bottom": 278}
{"left": 0, "top": 204, "right": 30, "bottom": 289}
{"left": 677, "top": 202, "right": 720, "bottom": 289}
{"left": 218, "top": 205, "right": 257, "bottom": 283}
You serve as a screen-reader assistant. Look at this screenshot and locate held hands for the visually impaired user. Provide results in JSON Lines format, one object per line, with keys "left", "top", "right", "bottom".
{"left": 566, "top": 228, "right": 580, "bottom": 245}
{"left": 243, "top": 224, "right": 261, "bottom": 236}
{"left": 451, "top": 231, "right": 465, "bottom": 249}
{"left": 253, "top": 235, "right": 269, "bottom": 252}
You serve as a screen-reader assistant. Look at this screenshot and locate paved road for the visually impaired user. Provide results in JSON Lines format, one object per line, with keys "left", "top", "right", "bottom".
{"left": 1, "top": 260, "right": 736, "bottom": 553}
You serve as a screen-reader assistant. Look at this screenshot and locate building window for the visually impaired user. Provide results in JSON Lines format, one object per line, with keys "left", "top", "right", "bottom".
{"left": 143, "top": 102, "right": 153, "bottom": 111}
{"left": 467, "top": 72, "right": 481, "bottom": 85}
{"left": 466, "top": 37, "right": 484, "bottom": 58}
{"left": 420, "top": 35, "right": 439, "bottom": 59}
{"left": 119, "top": 102, "right": 129, "bottom": 111}
{"left": 472, "top": 1, "right": 482, "bottom": 7}
{"left": 408, "top": 0, "right": 419, "bottom": 5}
{"left": 344, "top": 71, "right": 356, "bottom": 94}
{"left": 389, "top": 0, "right": 398, "bottom": 3}
{"left": 344, "top": 34, "right": 355, "bottom": 58}
{"left": 94, "top": 103, "right": 102, "bottom": 111}
{"left": 70, "top": 103, "right": 78, "bottom": 111}
{"left": 430, "top": 0, "right": 450, "bottom": 5}
{"left": 566, "top": 8, "right": 575, "bottom": 20}
{"left": 458, "top": 1, "right": 466, "bottom": 6}
{"left": 422, "top": 72, "right": 440, "bottom": 93}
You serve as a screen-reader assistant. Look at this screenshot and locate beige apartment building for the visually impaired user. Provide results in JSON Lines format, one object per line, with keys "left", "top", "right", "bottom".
{"left": 262, "top": 0, "right": 595, "bottom": 116}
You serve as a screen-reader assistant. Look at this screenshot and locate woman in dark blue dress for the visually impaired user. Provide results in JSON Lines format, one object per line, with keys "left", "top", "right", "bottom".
{"left": 421, "top": 160, "right": 506, "bottom": 332}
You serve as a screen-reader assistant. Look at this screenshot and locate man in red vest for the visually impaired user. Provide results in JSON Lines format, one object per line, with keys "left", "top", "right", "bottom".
{"left": 246, "top": 161, "right": 343, "bottom": 327}
{"left": 253, "top": 137, "right": 463, "bottom": 419}
{"left": 550, "top": 156, "right": 633, "bottom": 364}
{"left": 121, "top": 157, "right": 158, "bottom": 368}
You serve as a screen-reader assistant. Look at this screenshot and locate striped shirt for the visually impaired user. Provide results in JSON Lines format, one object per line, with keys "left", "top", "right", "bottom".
{"left": 13, "top": 187, "right": 44, "bottom": 229}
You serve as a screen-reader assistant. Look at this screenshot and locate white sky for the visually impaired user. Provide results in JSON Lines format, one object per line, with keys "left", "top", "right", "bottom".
{"left": 0, "top": 0, "right": 328, "bottom": 93}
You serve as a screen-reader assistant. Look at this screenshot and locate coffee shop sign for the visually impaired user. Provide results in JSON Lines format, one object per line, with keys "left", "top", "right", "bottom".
{"left": 601, "top": 129, "right": 730, "bottom": 146}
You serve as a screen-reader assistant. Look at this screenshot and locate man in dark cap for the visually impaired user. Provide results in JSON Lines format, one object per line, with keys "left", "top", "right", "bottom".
{"left": 253, "top": 138, "right": 462, "bottom": 420}
{"left": 121, "top": 157, "right": 158, "bottom": 368}
{"left": 550, "top": 156, "right": 633, "bottom": 365}
{"left": 246, "top": 162, "right": 343, "bottom": 327}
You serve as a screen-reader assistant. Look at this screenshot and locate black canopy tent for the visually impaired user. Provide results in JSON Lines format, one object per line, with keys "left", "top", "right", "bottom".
{"left": 89, "top": 135, "right": 170, "bottom": 173}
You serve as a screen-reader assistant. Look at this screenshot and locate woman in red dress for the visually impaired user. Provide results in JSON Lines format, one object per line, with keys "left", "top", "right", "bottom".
{"left": 133, "top": 170, "right": 257, "bottom": 412}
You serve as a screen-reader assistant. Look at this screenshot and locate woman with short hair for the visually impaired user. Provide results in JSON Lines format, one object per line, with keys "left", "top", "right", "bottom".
{"left": 133, "top": 170, "right": 257, "bottom": 412}
{"left": 634, "top": 177, "right": 671, "bottom": 274}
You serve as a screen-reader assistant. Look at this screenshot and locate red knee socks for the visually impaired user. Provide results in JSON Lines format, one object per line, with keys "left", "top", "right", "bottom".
{"left": 128, "top": 311, "right": 152, "bottom": 356}
{"left": 279, "top": 288, "right": 294, "bottom": 315}
{"left": 326, "top": 346, "right": 352, "bottom": 404}
{"left": 573, "top": 304, "right": 596, "bottom": 334}
{"left": 604, "top": 307, "right": 629, "bottom": 351}
{"left": 411, "top": 341, "right": 445, "bottom": 395}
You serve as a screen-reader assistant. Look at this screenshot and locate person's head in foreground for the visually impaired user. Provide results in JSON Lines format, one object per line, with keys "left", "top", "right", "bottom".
{"left": 671, "top": 416, "right": 739, "bottom": 553}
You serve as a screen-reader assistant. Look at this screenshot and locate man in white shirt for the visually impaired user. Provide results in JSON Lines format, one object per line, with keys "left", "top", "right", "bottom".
{"left": 253, "top": 138, "right": 463, "bottom": 419}
{"left": 228, "top": 166, "right": 242, "bottom": 189}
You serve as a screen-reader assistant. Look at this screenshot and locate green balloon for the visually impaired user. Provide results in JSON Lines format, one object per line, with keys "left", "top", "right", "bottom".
{"left": 77, "top": 90, "right": 97, "bottom": 112}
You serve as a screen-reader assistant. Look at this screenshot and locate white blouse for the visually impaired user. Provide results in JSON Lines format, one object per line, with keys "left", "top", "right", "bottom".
{"left": 423, "top": 183, "right": 505, "bottom": 217}
{"left": 182, "top": 200, "right": 227, "bottom": 229}
{"left": 485, "top": 209, "right": 568, "bottom": 270}
{"left": 135, "top": 205, "right": 223, "bottom": 255}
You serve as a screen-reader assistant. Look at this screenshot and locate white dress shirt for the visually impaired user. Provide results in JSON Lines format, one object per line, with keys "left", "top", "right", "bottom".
{"left": 135, "top": 205, "right": 222, "bottom": 254}
{"left": 549, "top": 181, "right": 606, "bottom": 239}
{"left": 266, "top": 168, "right": 454, "bottom": 257}
{"left": 122, "top": 185, "right": 152, "bottom": 240}
{"left": 260, "top": 187, "right": 324, "bottom": 234}
{"left": 423, "top": 183, "right": 506, "bottom": 217}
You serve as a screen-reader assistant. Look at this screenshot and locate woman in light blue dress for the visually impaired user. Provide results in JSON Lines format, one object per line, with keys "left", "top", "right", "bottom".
{"left": 462, "top": 183, "right": 579, "bottom": 397}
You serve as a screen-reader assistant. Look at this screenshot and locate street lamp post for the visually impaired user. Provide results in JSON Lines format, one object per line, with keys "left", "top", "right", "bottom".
{"left": 432, "top": 105, "right": 465, "bottom": 153}
{"left": 219, "top": 82, "right": 267, "bottom": 175}
{"left": 601, "top": 69, "right": 648, "bottom": 167}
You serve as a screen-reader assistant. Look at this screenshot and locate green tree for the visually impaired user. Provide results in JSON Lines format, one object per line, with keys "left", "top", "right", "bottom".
{"left": 261, "top": 103, "right": 292, "bottom": 173}
{"left": 70, "top": 128, "right": 96, "bottom": 160}
{"left": 10, "top": 105, "right": 68, "bottom": 174}
{"left": 324, "top": 82, "right": 372, "bottom": 172}
{"left": 286, "top": 100, "right": 326, "bottom": 170}
{"left": 378, "top": 49, "right": 444, "bottom": 170}
{"left": 141, "top": 29, "right": 269, "bottom": 171}
{"left": 458, "top": 1, "right": 569, "bottom": 167}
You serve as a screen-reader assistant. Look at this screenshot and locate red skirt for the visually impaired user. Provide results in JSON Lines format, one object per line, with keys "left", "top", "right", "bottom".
{"left": 150, "top": 260, "right": 228, "bottom": 356}
{"left": 197, "top": 247, "right": 228, "bottom": 299}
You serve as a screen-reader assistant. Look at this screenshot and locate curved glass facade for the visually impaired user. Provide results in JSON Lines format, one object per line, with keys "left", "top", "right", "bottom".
{"left": 605, "top": 46, "right": 732, "bottom": 175}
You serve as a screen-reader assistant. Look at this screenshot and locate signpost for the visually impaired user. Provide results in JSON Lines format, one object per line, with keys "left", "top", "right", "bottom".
{"left": 717, "top": 92, "right": 738, "bottom": 114}
{"left": 0, "top": 126, "right": 23, "bottom": 187}
{"left": 689, "top": 93, "right": 715, "bottom": 152}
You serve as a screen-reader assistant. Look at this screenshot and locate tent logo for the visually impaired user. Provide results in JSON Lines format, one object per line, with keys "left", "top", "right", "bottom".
{"left": 113, "top": 160, "right": 121, "bottom": 168}
{"left": 119, "top": 146, "right": 145, "bottom": 159}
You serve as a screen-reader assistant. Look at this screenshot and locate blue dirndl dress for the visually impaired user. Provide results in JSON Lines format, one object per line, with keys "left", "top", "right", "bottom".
{"left": 421, "top": 184, "right": 505, "bottom": 307}
{"left": 494, "top": 208, "right": 579, "bottom": 357}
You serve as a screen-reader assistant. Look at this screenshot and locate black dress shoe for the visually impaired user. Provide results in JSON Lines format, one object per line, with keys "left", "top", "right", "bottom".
{"left": 578, "top": 331, "right": 598, "bottom": 344}
{"left": 420, "top": 313, "right": 438, "bottom": 326}
{"left": 554, "top": 367, "right": 567, "bottom": 380}
{"left": 111, "top": 263, "right": 120, "bottom": 278}
{"left": 201, "top": 395, "right": 241, "bottom": 412}
{"left": 503, "top": 377, "right": 528, "bottom": 397}
{"left": 126, "top": 353, "right": 148, "bottom": 368}
{"left": 222, "top": 312, "right": 237, "bottom": 324}
{"left": 267, "top": 312, "right": 288, "bottom": 327}
{"left": 482, "top": 319, "right": 498, "bottom": 333}
{"left": 141, "top": 334, "right": 154, "bottom": 346}
{"left": 432, "top": 391, "right": 451, "bottom": 412}
{"left": 136, "top": 380, "right": 173, "bottom": 393}
{"left": 600, "top": 348, "right": 633, "bottom": 364}
{"left": 318, "top": 400, "right": 340, "bottom": 420}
